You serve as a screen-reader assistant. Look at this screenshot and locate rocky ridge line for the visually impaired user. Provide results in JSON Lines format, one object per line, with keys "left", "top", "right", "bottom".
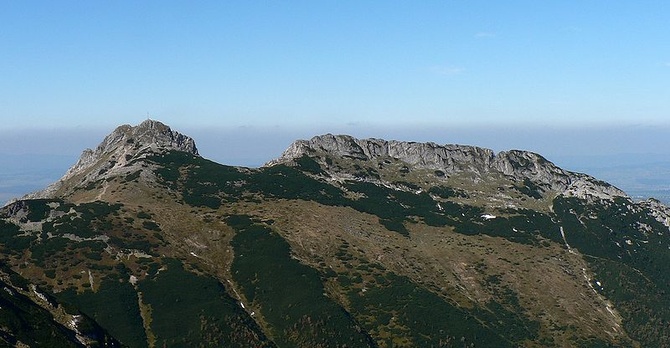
{"left": 267, "top": 134, "right": 627, "bottom": 200}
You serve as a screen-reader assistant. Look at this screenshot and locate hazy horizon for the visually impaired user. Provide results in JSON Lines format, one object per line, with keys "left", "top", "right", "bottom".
{"left": 2, "top": 122, "right": 669, "bottom": 205}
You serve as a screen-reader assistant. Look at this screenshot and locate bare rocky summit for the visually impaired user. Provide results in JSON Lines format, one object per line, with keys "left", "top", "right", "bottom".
{"left": 24, "top": 120, "right": 198, "bottom": 200}
{"left": 269, "top": 133, "right": 627, "bottom": 200}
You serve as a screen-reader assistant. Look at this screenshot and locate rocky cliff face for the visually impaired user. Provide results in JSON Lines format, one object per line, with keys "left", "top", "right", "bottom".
{"left": 268, "top": 134, "right": 627, "bottom": 200}
{"left": 24, "top": 120, "right": 198, "bottom": 200}
{"left": 67, "top": 119, "right": 198, "bottom": 173}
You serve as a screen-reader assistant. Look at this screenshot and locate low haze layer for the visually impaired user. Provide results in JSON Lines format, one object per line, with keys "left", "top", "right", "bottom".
{"left": 2, "top": 124, "right": 669, "bottom": 205}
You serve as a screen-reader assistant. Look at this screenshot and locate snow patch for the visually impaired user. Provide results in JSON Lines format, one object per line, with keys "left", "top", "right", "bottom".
{"left": 481, "top": 214, "right": 497, "bottom": 220}
{"left": 88, "top": 270, "right": 94, "bottom": 290}
{"left": 559, "top": 226, "right": 572, "bottom": 251}
{"left": 68, "top": 315, "right": 81, "bottom": 330}
{"left": 31, "top": 285, "right": 49, "bottom": 304}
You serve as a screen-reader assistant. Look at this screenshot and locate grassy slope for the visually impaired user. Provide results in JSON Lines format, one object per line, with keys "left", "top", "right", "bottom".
{"left": 1, "top": 149, "right": 669, "bottom": 346}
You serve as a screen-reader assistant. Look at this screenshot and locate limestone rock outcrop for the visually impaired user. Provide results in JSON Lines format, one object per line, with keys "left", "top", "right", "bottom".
{"left": 24, "top": 120, "right": 198, "bottom": 200}
{"left": 267, "top": 134, "right": 627, "bottom": 199}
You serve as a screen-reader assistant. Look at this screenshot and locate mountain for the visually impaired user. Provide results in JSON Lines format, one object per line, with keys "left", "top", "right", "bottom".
{"left": 23, "top": 119, "right": 198, "bottom": 201}
{"left": 2, "top": 120, "right": 670, "bottom": 347}
{"left": 269, "top": 134, "right": 627, "bottom": 199}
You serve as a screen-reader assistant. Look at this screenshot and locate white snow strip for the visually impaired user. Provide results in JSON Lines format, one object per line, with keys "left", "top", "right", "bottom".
{"left": 481, "top": 214, "right": 497, "bottom": 220}
{"left": 88, "top": 270, "right": 94, "bottom": 290}
{"left": 559, "top": 226, "right": 572, "bottom": 250}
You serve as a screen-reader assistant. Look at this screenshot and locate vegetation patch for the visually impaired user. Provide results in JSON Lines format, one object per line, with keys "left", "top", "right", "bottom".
{"left": 23, "top": 199, "right": 59, "bottom": 222}
{"left": 515, "top": 178, "right": 545, "bottom": 199}
{"left": 553, "top": 196, "right": 670, "bottom": 347}
{"left": 0, "top": 221, "right": 34, "bottom": 253}
{"left": 138, "top": 258, "right": 273, "bottom": 347}
{"left": 228, "top": 215, "right": 375, "bottom": 347}
{"left": 0, "top": 278, "right": 82, "bottom": 347}
{"left": 340, "top": 271, "right": 516, "bottom": 347}
{"left": 57, "top": 278, "right": 147, "bottom": 347}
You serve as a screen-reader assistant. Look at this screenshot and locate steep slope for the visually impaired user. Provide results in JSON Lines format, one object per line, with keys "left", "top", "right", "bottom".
{"left": 1, "top": 122, "right": 670, "bottom": 347}
{"left": 24, "top": 119, "right": 198, "bottom": 201}
{"left": 0, "top": 261, "right": 120, "bottom": 347}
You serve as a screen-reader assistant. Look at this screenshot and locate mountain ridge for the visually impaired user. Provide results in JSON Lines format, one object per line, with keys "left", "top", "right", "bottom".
{"left": 2, "top": 120, "right": 670, "bottom": 347}
{"left": 269, "top": 133, "right": 627, "bottom": 201}
{"left": 16, "top": 124, "right": 635, "bottom": 206}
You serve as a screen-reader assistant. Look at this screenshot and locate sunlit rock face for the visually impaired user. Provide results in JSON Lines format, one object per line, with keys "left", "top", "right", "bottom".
{"left": 23, "top": 120, "right": 198, "bottom": 200}
{"left": 269, "top": 133, "right": 627, "bottom": 199}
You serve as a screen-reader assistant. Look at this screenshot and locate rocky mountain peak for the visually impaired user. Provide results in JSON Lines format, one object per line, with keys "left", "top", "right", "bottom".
{"left": 25, "top": 120, "right": 198, "bottom": 200}
{"left": 67, "top": 119, "right": 198, "bottom": 176}
{"left": 99, "top": 119, "right": 198, "bottom": 156}
{"left": 267, "top": 134, "right": 497, "bottom": 170}
{"left": 269, "top": 134, "right": 627, "bottom": 200}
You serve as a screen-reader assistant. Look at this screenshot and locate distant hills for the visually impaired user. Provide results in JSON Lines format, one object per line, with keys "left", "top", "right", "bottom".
{"left": 574, "top": 160, "right": 670, "bottom": 204}
{"left": 1, "top": 120, "right": 670, "bottom": 347}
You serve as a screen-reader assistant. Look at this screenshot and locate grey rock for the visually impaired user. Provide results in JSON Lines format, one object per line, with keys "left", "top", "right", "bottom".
{"left": 267, "top": 134, "right": 627, "bottom": 199}
{"left": 24, "top": 120, "right": 198, "bottom": 200}
{"left": 640, "top": 198, "right": 670, "bottom": 230}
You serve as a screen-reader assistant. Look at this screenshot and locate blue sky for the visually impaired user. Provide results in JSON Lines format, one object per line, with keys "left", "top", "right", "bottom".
{"left": 2, "top": 1, "right": 669, "bottom": 131}
{"left": 1, "top": 1, "right": 669, "bottom": 202}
